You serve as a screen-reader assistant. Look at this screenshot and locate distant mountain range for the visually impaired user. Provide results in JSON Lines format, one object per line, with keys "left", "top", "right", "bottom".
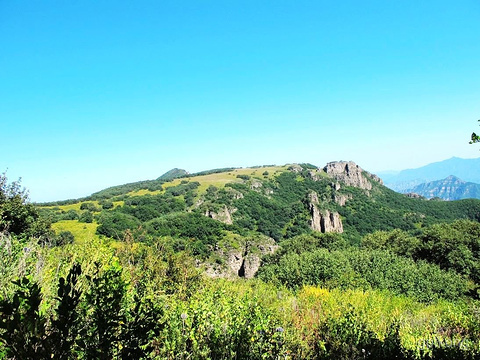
{"left": 405, "top": 175, "right": 480, "bottom": 200}
{"left": 378, "top": 157, "right": 480, "bottom": 200}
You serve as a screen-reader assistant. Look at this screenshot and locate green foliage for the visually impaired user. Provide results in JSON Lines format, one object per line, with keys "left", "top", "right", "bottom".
{"left": 48, "top": 264, "right": 83, "bottom": 359}
{"left": 188, "top": 167, "right": 236, "bottom": 177}
{"left": 258, "top": 248, "right": 472, "bottom": 302}
{"left": 0, "top": 277, "right": 47, "bottom": 359}
{"left": 79, "top": 262, "right": 126, "bottom": 359}
{"left": 89, "top": 179, "right": 165, "bottom": 200}
{"left": 96, "top": 211, "right": 141, "bottom": 239}
{"left": 164, "top": 181, "right": 199, "bottom": 196}
{"left": 145, "top": 212, "right": 226, "bottom": 257}
{"left": 119, "top": 293, "right": 164, "bottom": 359}
{"left": 362, "top": 229, "right": 421, "bottom": 257}
{"left": 61, "top": 209, "right": 79, "bottom": 221}
{"left": 470, "top": 119, "right": 480, "bottom": 144}
{"left": 53, "top": 230, "right": 75, "bottom": 246}
{"left": 236, "top": 174, "right": 251, "bottom": 180}
{"left": 362, "top": 221, "right": 480, "bottom": 291}
{"left": 120, "top": 193, "right": 186, "bottom": 221}
{"left": 0, "top": 173, "right": 51, "bottom": 239}
{"left": 415, "top": 220, "right": 480, "bottom": 284}
{"left": 79, "top": 202, "right": 100, "bottom": 212}
{"left": 99, "top": 199, "right": 114, "bottom": 210}
{"left": 340, "top": 186, "right": 480, "bottom": 237}
{"left": 78, "top": 210, "right": 94, "bottom": 223}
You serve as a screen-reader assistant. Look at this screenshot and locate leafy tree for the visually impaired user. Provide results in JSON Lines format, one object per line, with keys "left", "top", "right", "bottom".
{"left": 99, "top": 199, "right": 114, "bottom": 210}
{"left": 470, "top": 119, "right": 480, "bottom": 144}
{"left": 47, "top": 264, "right": 83, "bottom": 359}
{"left": 0, "top": 172, "right": 51, "bottom": 239}
{"left": 0, "top": 277, "right": 48, "bottom": 359}
{"left": 78, "top": 210, "right": 94, "bottom": 223}
{"left": 96, "top": 211, "right": 141, "bottom": 239}
{"left": 53, "top": 231, "right": 75, "bottom": 246}
{"left": 60, "top": 209, "right": 79, "bottom": 221}
{"left": 79, "top": 202, "right": 100, "bottom": 212}
{"left": 79, "top": 262, "right": 126, "bottom": 359}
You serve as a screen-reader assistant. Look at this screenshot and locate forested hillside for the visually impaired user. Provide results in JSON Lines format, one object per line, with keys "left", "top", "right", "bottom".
{"left": 2, "top": 162, "right": 480, "bottom": 359}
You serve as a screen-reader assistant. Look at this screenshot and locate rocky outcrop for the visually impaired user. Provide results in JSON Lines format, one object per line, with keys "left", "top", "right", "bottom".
{"left": 250, "top": 179, "right": 263, "bottom": 190}
{"left": 205, "top": 205, "right": 235, "bottom": 225}
{"left": 404, "top": 192, "right": 424, "bottom": 199}
{"left": 307, "top": 192, "right": 343, "bottom": 233}
{"left": 333, "top": 193, "right": 352, "bottom": 206}
{"left": 323, "top": 161, "right": 383, "bottom": 190}
{"left": 320, "top": 210, "right": 343, "bottom": 233}
{"left": 307, "top": 170, "right": 322, "bottom": 181}
{"left": 288, "top": 164, "right": 303, "bottom": 173}
{"left": 204, "top": 235, "right": 278, "bottom": 279}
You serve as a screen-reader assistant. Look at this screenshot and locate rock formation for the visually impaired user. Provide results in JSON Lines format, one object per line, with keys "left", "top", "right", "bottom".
{"left": 204, "top": 235, "right": 277, "bottom": 279}
{"left": 323, "top": 161, "right": 383, "bottom": 190}
{"left": 404, "top": 192, "right": 424, "bottom": 199}
{"left": 307, "top": 191, "right": 343, "bottom": 233}
{"left": 333, "top": 193, "right": 352, "bottom": 206}
{"left": 320, "top": 210, "right": 343, "bottom": 233}
{"left": 205, "top": 205, "right": 235, "bottom": 225}
{"left": 287, "top": 164, "right": 303, "bottom": 173}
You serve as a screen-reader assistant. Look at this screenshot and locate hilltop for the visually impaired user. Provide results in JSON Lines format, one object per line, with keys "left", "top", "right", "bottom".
{"left": 39, "top": 160, "right": 480, "bottom": 278}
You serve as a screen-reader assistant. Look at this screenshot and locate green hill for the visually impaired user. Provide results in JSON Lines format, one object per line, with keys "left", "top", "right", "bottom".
{"left": 5, "top": 163, "right": 480, "bottom": 358}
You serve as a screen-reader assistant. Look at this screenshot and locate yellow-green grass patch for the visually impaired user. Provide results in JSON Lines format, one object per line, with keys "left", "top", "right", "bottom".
{"left": 126, "top": 189, "right": 162, "bottom": 197}
{"left": 51, "top": 220, "right": 100, "bottom": 244}
{"left": 112, "top": 200, "right": 124, "bottom": 208}
{"left": 42, "top": 200, "right": 102, "bottom": 212}
{"left": 160, "top": 165, "right": 289, "bottom": 194}
{"left": 121, "top": 165, "right": 290, "bottom": 198}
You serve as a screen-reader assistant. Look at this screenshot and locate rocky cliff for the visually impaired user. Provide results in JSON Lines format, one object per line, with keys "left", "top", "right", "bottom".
{"left": 323, "top": 161, "right": 383, "bottom": 190}
{"left": 204, "top": 235, "right": 278, "bottom": 279}
{"left": 307, "top": 192, "right": 343, "bottom": 233}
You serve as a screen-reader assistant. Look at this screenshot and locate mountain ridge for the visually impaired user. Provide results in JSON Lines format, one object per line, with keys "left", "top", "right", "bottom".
{"left": 380, "top": 156, "right": 480, "bottom": 194}
{"left": 406, "top": 175, "right": 480, "bottom": 200}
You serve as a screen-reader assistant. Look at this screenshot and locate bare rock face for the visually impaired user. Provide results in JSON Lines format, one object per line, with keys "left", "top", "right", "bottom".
{"left": 323, "top": 161, "right": 383, "bottom": 190}
{"left": 204, "top": 235, "right": 278, "bottom": 279}
{"left": 250, "top": 179, "right": 263, "bottom": 190}
{"left": 334, "top": 193, "right": 352, "bottom": 206}
{"left": 308, "top": 191, "right": 343, "bottom": 233}
{"left": 287, "top": 164, "right": 303, "bottom": 173}
{"left": 205, "top": 205, "right": 235, "bottom": 225}
{"left": 404, "top": 192, "right": 424, "bottom": 199}
{"left": 307, "top": 170, "right": 322, "bottom": 181}
{"left": 320, "top": 210, "right": 343, "bottom": 233}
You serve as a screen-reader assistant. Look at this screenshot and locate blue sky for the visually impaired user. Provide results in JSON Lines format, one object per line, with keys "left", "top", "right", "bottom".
{"left": 1, "top": 0, "right": 480, "bottom": 202}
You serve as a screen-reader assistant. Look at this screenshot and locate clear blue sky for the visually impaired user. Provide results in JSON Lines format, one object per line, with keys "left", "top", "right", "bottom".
{"left": 1, "top": 0, "right": 480, "bottom": 202}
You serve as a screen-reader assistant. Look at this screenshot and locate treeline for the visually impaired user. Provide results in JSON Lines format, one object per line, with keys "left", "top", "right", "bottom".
{"left": 258, "top": 220, "right": 480, "bottom": 302}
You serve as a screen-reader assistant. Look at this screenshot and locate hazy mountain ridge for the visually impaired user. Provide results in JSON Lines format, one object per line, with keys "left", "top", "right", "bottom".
{"left": 380, "top": 157, "right": 480, "bottom": 199}
{"left": 406, "top": 175, "right": 480, "bottom": 201}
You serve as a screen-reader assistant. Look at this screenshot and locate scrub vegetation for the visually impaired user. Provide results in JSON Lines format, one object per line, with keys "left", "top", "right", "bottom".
{"left": 2, "top": 164, "right": 480, "bottom": 359}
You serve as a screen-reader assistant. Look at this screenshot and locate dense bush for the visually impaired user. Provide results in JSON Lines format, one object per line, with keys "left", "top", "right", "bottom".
{"left": 0, "top": 173, "right": 51, "bottom": 239}
{"left": 362, "top": 220, "right": 480, "bottom": 290}
{"left": 145, "top": 213, "right": 226, "bottom": 257}
{"left": 79, "top": 202, "right": 100, "bottom": 212}
{"left": 257, "top": 248, "right": 473, "bottom": 302}
{"left": 96, "top": 212, "right": 141, "bottom": 239}
{"left": 120, "top": 194, "right": 186, "bottom": 222}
